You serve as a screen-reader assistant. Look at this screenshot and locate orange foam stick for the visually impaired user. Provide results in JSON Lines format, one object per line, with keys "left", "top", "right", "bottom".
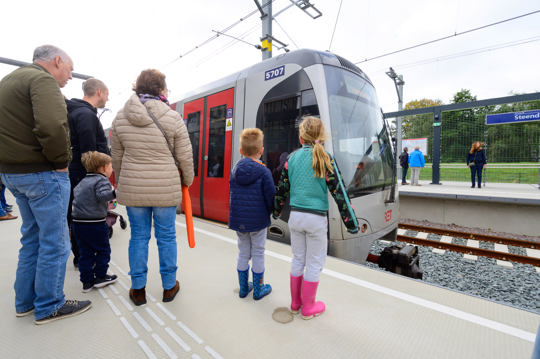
{"left": 182, "top": 185, "right": 195, "bottom": 248}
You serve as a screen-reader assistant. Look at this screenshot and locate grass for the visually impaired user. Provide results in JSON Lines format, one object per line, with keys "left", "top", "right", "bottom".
{"left": 404, "top": 163, "right": 540, "bottom": 184}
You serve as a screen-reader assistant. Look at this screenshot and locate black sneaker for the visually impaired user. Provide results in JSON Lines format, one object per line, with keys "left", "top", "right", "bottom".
{"left": 82, "top": 282, "right": 94, "bottom": 293}
{"left": 34, "top": 300, "right": 91, "bottom": 325}
{"left": 94, "top": 274, "right": 118, "bottom": 288}
{"left": 16, "top": 306, "right": 34, "bottom": 317}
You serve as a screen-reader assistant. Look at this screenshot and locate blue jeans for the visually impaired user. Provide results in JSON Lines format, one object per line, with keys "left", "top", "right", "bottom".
{"left": 1, "top": 171, "right": 70, "bottom": 319}
{"left": 470, "top": 165, "right": 483, "bottom": 187}
{"left": 401, "top": 167, "right": 408, "bottom": 184}
{"left": 72, "top": 221, "right": 110, "bottom": 284}
{"left": 126, "top": 206, "right": 178, "bottom": 290}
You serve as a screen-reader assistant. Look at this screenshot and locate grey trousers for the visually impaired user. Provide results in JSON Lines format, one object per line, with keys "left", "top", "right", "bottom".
{"left": 288, "top": 211, "right": 328, "bottom": 282}
{"left": 411, "top": 167, "right": 421, "bottom": 185}
{"left": 236, "top": 228, "right": 267, "bottom": 273}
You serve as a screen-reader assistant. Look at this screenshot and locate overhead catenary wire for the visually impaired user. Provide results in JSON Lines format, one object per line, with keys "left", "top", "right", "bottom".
{"left": 328, "top": 0, "right": 344, "bottom": 51}
{"left": 274, "top": 18, "right": 299, "bottom": 49}
{"left": 173, "top": 0, "right": 278, "bottom": 61}
{"left": 355, "top": 9, "right": 540, "bottom": 64}
{"left": 389, "top": 35, "right": 540, "bottom": 71}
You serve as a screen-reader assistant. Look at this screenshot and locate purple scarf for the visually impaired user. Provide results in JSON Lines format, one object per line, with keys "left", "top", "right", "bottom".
{"left": 139, "top": 94, "right": 169, "bottom": 105}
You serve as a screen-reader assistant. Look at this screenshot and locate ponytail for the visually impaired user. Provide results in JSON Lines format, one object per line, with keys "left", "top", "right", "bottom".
{"left": 312, "top": 142, "right": 333, "bottom": 178}
{"left": 299, "top": 116, "right": 334, "bottom": 178}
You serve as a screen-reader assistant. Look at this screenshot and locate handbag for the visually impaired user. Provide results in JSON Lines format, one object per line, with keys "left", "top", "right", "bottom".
{"left": 144, "top": 105, "right": 182, "bottom": 179}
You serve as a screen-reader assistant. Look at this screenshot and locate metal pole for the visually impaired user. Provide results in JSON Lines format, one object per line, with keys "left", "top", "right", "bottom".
{"left": 261, "top": 1, "right": 273, "bottom": 60}
{"left": 396, "top": 75, "right": 404, "bottom": 181}
{"left": 386, "top": 68, "right": 404, "bottom": 181}
{"left": 431, "top": 111, "right": 442, "bottom": 184}
{"left": 0, "top": 56, "right": 92, "bottom": 80}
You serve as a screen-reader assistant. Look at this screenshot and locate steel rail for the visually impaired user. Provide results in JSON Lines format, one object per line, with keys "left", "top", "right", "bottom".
{"left": 397, "top": 234, "right": 540, "bottom": 267}
{"left": 398, "top": 223, "right": 540, "bottom": 250}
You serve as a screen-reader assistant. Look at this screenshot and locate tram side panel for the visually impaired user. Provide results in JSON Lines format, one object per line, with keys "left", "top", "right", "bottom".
{"left": 181, "top": 88, "right": 234, "bottom": 223}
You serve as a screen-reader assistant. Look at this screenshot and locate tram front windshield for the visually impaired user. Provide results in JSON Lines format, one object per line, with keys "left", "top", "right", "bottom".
{"left": 325, "top": 66, "right": 394, "bottom": 197}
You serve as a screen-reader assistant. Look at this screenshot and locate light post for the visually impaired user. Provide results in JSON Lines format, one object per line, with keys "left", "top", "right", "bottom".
{"left": 386, "top": 67, "right": 404, "bottom": 180}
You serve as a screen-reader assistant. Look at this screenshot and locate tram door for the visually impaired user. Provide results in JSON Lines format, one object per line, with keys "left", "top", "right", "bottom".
{"left": 183, "top": 88, "right": 234, "bottom": 222}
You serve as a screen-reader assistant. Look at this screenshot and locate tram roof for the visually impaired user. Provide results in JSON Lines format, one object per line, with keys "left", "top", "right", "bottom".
{"left": 178, "top": 48, "right": 372, "bottom": 102}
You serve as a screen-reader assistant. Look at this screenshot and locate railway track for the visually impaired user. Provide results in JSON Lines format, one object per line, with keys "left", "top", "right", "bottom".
{"left": 396, "top": 223, "right": 540, "bottom": 267}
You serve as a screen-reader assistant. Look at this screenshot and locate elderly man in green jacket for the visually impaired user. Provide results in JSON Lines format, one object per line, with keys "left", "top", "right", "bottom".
{"left": 0, "top": 45, "right": 91, "bottom": 324}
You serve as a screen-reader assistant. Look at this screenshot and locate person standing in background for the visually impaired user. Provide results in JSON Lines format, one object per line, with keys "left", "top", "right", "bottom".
{"left": 66, "top": 78, "right": 110, "bottom": 268}
{"left": 111, "top": 69, "right": 194, "bottom": 306}
{"left": 467, "top": 141, "right": 487, "bottom": 188}
{"left": 0, "top": 45, "right": 91, "bottom": 324}
{"left": 408, "top": 146, "right": 425, "bottom": 186}
{"left": 399, "top": 147, "right": 409, "bottom": 185}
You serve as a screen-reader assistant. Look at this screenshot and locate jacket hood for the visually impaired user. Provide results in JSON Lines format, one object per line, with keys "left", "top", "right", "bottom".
{"left": 66, "top": 98, "right": 96, "bottom": 114}
{"left": 232, "top": 157, "right": 266, "bottom": 186}
{"left": 122, "top": 93, "right": 171, "bottom": 128}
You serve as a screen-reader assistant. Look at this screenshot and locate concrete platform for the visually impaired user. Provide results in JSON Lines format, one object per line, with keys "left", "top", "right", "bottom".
{"left": 399, "top": 181, "right": 540, "bottom": 236}
{"left": 0, "top": 190, "right": 539, "bottom": 358}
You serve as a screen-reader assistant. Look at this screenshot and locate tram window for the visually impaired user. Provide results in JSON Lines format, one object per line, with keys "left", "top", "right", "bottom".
{"left": 207, "top": 104, "right": 226, "bottom": 178}
{"left": 186, "top": 111, "right": 200, "bottom": 177}
{"left": 260, "top": 97, "right": 302, "bottom": 185}
{"left": 301, "top": 89, "right": 319, "bottom": 117}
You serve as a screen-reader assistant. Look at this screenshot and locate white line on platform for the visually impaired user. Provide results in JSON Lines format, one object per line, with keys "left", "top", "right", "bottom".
{"left": 165, "top": 327, "right": 191, "bottom": 352}
{"left": 145, "top": 307, "right": 165, "bottom": 326}
{"left": 120, "top": 316, "right": 139, "bottom": 339}
{"left": 152, "top": 333, "right": 177, "bottom": 359}
{"left": 98, "top": 288, "right": 108, "bottom": 299}
{"left": 118, "top": 295, "right": 134, "bottom": 311}
{"left": 137, "top": 340, "right": 157, "bottom": 359}
{"left": 118, "top": 278, "right": 130, "bottom": 291}
{"left": 109, "top": 284, "right": 120, "bottom": 295}
{"left": 192, "top": 355, "right": 202, "bottom": 359}
{"left": 205, "top": 346, "right": 224, "bottom": 359}
{"left": 114, "top": 263, "right": 128, "bottom": 277}
{"left": 177, "top": 320, "right": 204, "bottom": 344}
{"left": 106, "top": 299, "right": 121, "bottom": 316}
{"left": 182, "top": 221, "right": 537, "bottom": 343}
{"left": 147, "top": 293, "right": 157, "bottom": 303}
{"left": 157, "top": 302, "right": 177, "bottom": 321}
{"left": 133, "top": 312, "right": 153, "bottom": 332}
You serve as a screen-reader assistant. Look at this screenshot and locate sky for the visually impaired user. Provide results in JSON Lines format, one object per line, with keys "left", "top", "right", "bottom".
{"left": 1, "top": 0, "right": 539, "bottom": 129}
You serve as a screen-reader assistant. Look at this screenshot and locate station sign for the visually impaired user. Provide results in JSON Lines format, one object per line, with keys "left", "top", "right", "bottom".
{"left": 485, "top": 110, "right": 540, "bottom": 125}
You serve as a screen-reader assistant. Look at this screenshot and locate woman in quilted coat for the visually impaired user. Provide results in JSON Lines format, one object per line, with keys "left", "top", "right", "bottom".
{"left": 111, "top": 69, "right": 194, "bottom": 306}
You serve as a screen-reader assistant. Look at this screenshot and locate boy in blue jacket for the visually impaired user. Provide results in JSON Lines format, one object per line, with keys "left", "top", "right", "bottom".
{"left": 72, "top": 151, "right": 117, "bottom": 292}
{"left": 228, "top": 128, "right": 275, "bottom": 300}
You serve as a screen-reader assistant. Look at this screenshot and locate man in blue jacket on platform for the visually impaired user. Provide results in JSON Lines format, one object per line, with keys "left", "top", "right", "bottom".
{"left": 408, "top": 146, "right": 425, "bottom": 186}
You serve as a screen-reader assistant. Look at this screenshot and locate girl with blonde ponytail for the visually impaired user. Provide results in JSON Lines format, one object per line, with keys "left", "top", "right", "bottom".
{"left": 273, "top": 116, "right": 358, "bottom": 320}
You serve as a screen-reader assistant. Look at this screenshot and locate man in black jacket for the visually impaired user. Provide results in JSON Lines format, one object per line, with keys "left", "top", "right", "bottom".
{"left": 67, "top": 78, "right": 110, "bottom": 267}
{"left": 399, "top": 147, "right": 409, "bottom": 185}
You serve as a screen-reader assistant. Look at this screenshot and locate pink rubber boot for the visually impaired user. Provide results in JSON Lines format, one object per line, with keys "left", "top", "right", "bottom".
{"left": 290, "top": 274, "right": 303, "bottom": 314}
{"left": 301, "top": 280, "right": 325, "bottom": 320}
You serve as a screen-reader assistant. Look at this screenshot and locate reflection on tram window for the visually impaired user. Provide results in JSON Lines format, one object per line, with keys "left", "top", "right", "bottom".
{"left": 259, "top": 92, "right": 320, "bottom": 185}
{"left": 186, "top": 111, "right": 200, "bottom": 177}
{"left": 208, "top": 105, "right": 226, "bottom": 178}
{"left": 325, "top": 66, "right": 394, "bottom": 196}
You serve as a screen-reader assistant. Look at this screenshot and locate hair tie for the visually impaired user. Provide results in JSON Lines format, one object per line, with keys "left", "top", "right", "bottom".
{"left": 314, "top": 140, "right": 319, "bottom": 144}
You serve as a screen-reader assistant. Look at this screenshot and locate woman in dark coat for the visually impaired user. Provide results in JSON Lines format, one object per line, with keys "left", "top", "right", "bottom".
{"left": 467, "top": 141, "right": 487, "bottom": 188}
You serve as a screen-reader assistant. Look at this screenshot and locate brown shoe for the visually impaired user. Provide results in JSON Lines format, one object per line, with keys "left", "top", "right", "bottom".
{"left": 0, "top": 213, "right": 17, "bottom": 221}
{"left": 163, "top": 281, "right": 180, "bottom": 302}
{"left": 129, "top": 287, "right": 147, "bottom": 306}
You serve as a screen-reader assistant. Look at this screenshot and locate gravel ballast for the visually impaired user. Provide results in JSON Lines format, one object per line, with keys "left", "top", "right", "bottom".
{"left": 365, "top": 230, "right": 540, "bottom": 314}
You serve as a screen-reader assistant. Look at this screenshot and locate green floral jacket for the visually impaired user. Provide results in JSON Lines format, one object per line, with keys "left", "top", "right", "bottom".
{"left": 273, "top": 153, "right": 359, "bottom": 234}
